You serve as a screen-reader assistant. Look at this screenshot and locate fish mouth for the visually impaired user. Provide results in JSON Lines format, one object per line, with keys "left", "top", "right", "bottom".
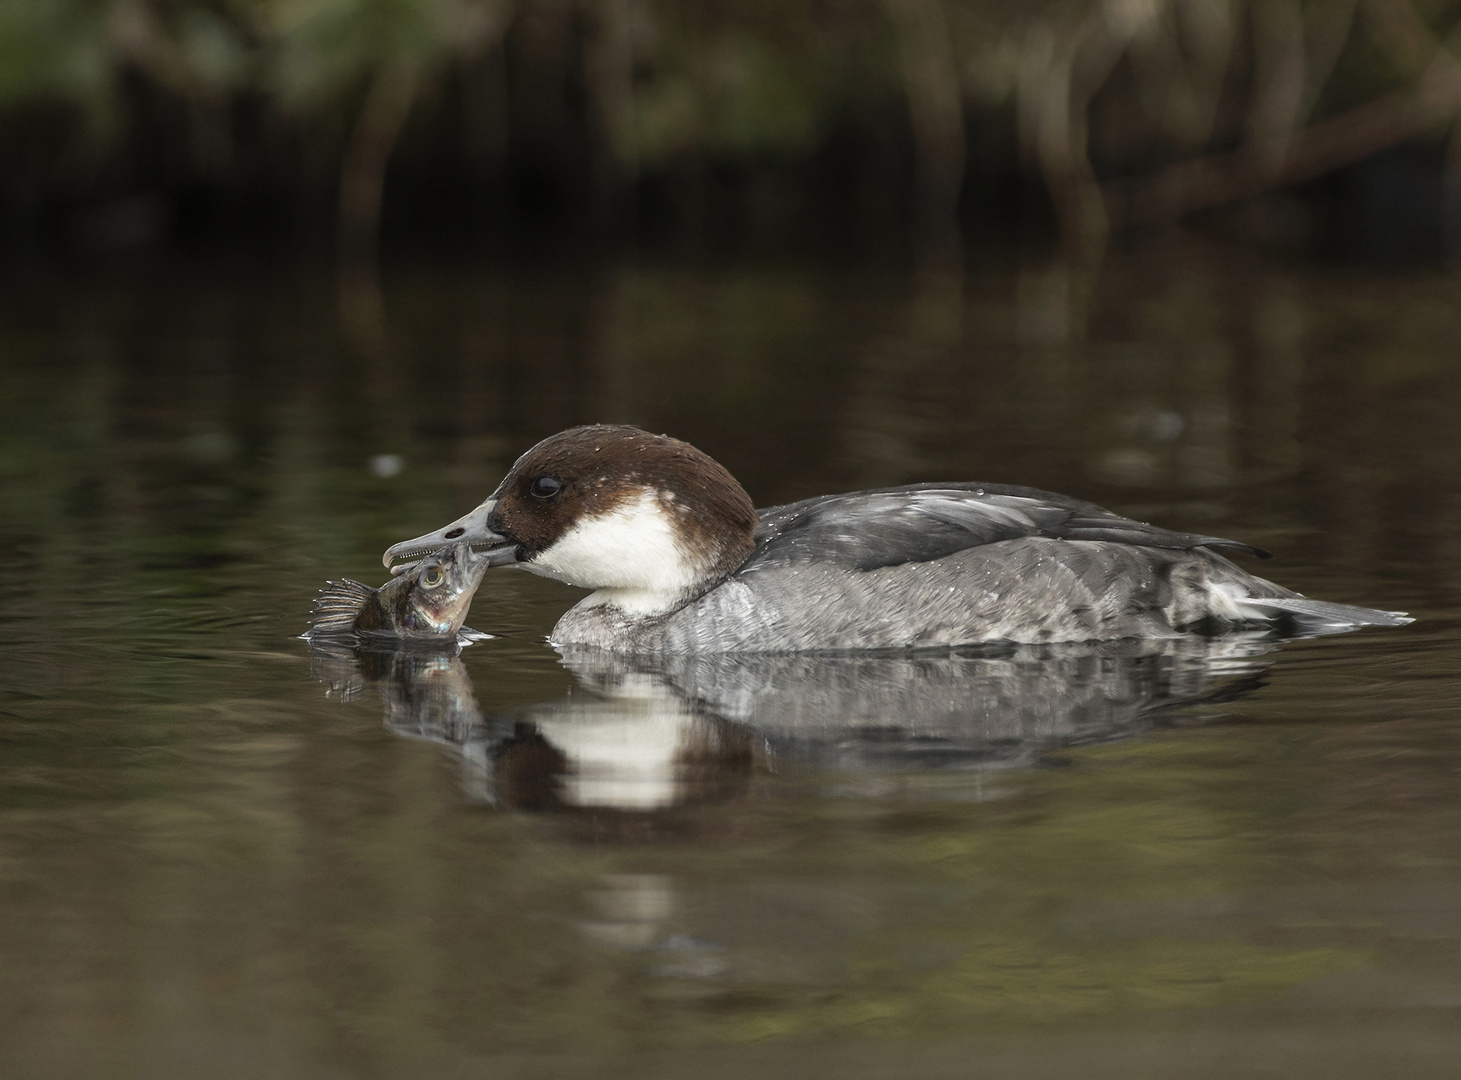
{"left": 383, "top": 499, "right": 518, "bottom": 575}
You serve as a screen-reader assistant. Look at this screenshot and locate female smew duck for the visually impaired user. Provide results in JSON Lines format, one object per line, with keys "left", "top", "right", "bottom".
{"left": 382, "top": 425, "right": 1410, "bottom": 653}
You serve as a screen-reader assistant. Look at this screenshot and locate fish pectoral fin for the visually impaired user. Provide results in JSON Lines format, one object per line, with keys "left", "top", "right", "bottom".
{"left": 307, "top": 579, "right": 376, "bottom": 636}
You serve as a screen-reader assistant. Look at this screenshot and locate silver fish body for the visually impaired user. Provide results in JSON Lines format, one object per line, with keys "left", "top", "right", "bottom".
{"left": 308, "top": 542, "right": 488, "bottom": 640}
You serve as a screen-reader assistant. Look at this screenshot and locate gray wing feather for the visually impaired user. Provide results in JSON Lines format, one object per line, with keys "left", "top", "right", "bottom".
{"left": 748, "top": 485, "right": 1268, "bottom": 573}
{"left": 1236, "top": 597, "right": 1413, "bottom": 632}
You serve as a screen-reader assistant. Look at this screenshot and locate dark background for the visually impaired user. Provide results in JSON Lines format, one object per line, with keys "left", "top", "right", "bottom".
{"left": 7, "top": 0, "right": 1461, "bottom": 265}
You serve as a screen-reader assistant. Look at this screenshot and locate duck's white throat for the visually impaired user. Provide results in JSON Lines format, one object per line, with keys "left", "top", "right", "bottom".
{"left": 524, "top": 490, "right": 708, "bottom": 616}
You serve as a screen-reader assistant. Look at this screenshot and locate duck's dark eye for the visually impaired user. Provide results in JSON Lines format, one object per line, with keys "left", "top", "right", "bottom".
{"left": 529, "top": 476, "right": 561, "bottom": 499}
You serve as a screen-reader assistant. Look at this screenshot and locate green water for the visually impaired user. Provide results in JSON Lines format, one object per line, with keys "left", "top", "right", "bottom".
{"left": 1, "top": 243, "right": 1458, "bottom": 1078}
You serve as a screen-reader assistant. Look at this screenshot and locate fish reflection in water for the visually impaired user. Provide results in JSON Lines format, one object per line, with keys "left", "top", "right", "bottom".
{"left": 307, "top": 633, "right": 1285, "bottom": 815}
{"left": 310, "top": 637, "right": 500, "bottom": 799}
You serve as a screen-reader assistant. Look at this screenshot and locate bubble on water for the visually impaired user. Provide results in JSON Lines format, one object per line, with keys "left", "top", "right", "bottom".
{"left": 1150, "top": 409, "right": 1184, "bottom": 441}
{"left": 370, "top": 454, "right": 405, "bottom": 479}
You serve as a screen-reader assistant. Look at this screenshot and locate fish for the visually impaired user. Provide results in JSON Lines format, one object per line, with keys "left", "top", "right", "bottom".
{"left": 307, "top": 542, "right": 488, "bottom": 640}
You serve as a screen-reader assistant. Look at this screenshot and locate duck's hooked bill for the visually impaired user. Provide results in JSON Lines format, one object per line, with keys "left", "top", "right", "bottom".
{"left": 383, "top": 499, "right": 517, "bottom": 574}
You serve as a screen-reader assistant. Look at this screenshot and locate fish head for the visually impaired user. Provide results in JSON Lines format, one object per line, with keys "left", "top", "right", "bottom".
{"left": 381, "top": 542, "right": 490, "bottom": 637}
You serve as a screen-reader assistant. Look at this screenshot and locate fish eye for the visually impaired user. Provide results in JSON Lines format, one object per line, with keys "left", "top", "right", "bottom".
{"left": 421, "top": 566, "right": 444, "bottom": 588}
{"left": 529, "top": 476, "right": 561, "bottom": 499}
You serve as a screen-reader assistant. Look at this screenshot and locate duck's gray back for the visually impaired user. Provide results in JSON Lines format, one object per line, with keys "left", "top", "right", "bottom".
{"left": 550, "top": 539, "right": 1300, "bottom": 653}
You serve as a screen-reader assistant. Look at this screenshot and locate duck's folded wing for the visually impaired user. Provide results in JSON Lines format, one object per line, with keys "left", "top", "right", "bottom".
{"left": 747, "top": 485, "right": 1269, "bottom": 573}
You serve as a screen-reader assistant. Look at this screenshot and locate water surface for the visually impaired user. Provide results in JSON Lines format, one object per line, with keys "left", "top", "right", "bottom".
{"left": 1, "top": 244, "right": 1458, "bottom": 1078}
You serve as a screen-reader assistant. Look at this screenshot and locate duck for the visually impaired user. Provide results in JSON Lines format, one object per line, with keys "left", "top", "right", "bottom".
{"left": 382, "top": 424, "right": 1411, "bottom": 653}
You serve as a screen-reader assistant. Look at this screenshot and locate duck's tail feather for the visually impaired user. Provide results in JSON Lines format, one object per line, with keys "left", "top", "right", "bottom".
{"left": 307, "top": 579, "right": 375, "bottom": 636}
{"left": 1240, "top": 596, "right": 1413, "bottom": 635}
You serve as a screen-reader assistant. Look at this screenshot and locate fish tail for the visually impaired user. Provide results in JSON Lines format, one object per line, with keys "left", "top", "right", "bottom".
{"left": 307, "top": 579, "right": 376, "bottom": 636}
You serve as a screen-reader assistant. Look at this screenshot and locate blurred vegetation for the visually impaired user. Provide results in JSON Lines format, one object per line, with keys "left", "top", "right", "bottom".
{"left": 5, "top": 0, "right": 1461, "bottom": 255}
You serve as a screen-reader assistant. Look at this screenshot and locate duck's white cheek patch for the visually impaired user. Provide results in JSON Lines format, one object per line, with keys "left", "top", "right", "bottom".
{"left": 525, "top": 491, "right": 704, "bottom": 614}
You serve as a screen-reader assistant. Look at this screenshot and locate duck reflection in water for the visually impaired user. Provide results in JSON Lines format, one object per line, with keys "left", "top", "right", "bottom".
{"left": 307, "top": 632, "right": 1284, "bottom": 817}
{"left": 308, "top": 637, "right": 754, "bottom": 817}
